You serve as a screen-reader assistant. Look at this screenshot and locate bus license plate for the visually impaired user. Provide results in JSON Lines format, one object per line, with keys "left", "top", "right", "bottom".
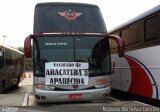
{"left": 69, "top": 94, "right": 82, "bottom": 100}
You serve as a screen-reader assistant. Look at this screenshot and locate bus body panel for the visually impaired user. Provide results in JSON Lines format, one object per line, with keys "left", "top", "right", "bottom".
{"left": 111, "top": 45, "right": 160, "bottom": 100}
{"left": 32, "top": 36, "right": 111, "bottom": 102}
{"left": 111, "top": 56, "right": 132, "bottom": 91}
{"left": 30, "top": 2, "right": 112, "bottom": 102}
{"left": 35, "top": 86, "right": 110, "bottom": 103}
{"left": 0, "top": 45, "right": 24, "bottom": 93}
{"left": 109, "top": 5, "right": 160, "bottom": 100}
{"left": 33, "top": 75, "right": 110, "bottom": 102}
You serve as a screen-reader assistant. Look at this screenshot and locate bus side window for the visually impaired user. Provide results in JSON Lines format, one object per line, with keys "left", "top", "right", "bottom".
{"left": 130, "top": 22, "right": 142, "bottom": 45}
{"left": 144, "top": 14, "right": 160, "bottom": 42}
{"left": 5, "top": 49, "right": 12, "bottom": 66}
{"left": 121, "top": 28, "right": 130, "bottom": 47}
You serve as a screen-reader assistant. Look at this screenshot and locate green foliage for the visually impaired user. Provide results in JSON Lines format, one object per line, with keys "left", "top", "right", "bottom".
{"left": 25, "top": 58, "right": 33, "bottom": 71}
{"left": 17, "top": 46, "right": 33, "bottom": 71}
{"left": 17, "top": 47, "right": 24, "bottom": 53}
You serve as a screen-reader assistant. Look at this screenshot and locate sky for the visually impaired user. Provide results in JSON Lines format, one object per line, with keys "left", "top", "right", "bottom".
{"left": 0, "top": 0, "right": 160, "bottom": 47}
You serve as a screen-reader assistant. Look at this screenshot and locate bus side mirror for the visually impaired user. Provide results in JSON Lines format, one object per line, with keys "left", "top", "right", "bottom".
{"left": 108, "top": 35, "right": 125, "bottom": 57}
{"left": 24, "top": 35, "right": 32, "bottom": 58}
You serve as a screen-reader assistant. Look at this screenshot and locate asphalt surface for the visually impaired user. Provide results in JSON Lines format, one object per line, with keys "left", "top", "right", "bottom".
{"left": 0, "top": 72, "right": 159, "bottom": 112}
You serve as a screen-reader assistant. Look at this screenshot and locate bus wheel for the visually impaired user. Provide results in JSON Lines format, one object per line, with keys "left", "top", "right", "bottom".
{"left": 0, "top": 81, "right": 5, "bottom": 94}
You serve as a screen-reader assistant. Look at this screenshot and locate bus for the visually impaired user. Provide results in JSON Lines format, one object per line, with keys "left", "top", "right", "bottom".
{"left": 109, "top": 5, "right": 160, "bottom": 100}
{"left": 24, "top": 2, "right": 125, "bottom": 103}
{"left": 0, "top": 45, "right": 24, "bottom": 93}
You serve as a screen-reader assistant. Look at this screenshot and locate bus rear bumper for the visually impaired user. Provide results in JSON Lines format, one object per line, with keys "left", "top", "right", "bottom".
{"left": 34, "top": 87, "right": 111, "bottom": 103}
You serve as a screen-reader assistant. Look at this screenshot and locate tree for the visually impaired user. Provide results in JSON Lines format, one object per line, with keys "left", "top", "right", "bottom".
{"left": 17, "top": 47, "right": 24, "bottom": 53}
{"left": 25, "top": 58, "right": 33, "bottom": 71}
{"left": 17, "top": 46, "right": 32, "bottom": 71}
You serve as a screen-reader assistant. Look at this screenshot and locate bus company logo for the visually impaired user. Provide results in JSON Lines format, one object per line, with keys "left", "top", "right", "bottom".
{"left": 58, "top": 9, "right": 82, "bottom": 20}
{"left": 73, "top": 85, "right": 78, "bottom": 89}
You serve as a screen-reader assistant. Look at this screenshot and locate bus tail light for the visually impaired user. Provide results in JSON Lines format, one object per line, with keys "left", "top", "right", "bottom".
{"left": 35, "top": 85, "right": 41, "bottom": 89}
{"left": 35, "top": 84, "right": 45, "bottom": 90}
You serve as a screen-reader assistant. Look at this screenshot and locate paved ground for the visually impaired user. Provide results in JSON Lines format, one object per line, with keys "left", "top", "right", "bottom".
{"left": 0, "top": 72, "right": 33, "bottom": 106}
{"left": 0, "top": 72, "right": 159, "bottom": 112}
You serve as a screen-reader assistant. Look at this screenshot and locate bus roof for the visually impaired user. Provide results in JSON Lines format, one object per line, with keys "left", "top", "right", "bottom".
{"left": 0, "top": 44, "right": 24, "bottom": 55}
{"left": 109, "top": 5, "right": 160, "bottom": 33}
{"left": 35, "top": 2, "right": 98, "bottom": 8}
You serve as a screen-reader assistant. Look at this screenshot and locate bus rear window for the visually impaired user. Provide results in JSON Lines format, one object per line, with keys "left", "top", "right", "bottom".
{"left": 34, "top": 5, "right": 106, "bottom": 33}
